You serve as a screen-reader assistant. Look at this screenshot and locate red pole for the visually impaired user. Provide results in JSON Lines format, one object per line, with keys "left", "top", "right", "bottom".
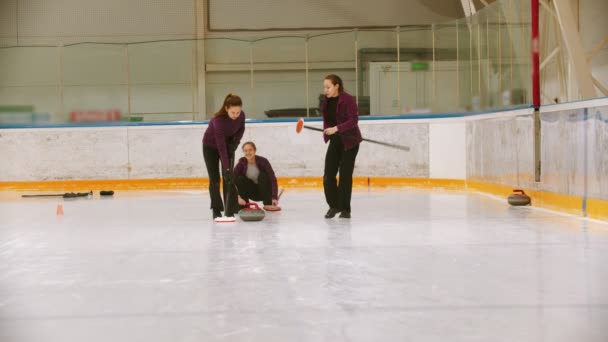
{"left": 531, "top": 0, "right": 540, "bottom": 108}
{"left": 532, "top": 0, "right": 541, "bottom": 182}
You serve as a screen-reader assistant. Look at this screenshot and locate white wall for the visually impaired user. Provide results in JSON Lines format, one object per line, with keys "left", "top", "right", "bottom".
{"left": 430, "top": 122, "right": 466, "bottom": 179}
{"left": 0, "top": 0, "right": 17, "bottom": 46}
{"left": 12, "top": 0, "right": 196, "bottom": 45}
{"left": 207, "top": 0, "right": 462, "bottom": 30}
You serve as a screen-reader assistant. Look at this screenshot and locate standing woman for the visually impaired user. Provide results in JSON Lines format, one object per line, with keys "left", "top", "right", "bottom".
{"left": 202, "top": 93, "right": 245, "bottom": 219}
{"left": 320, "top": 74, "right": 362, "bottom": 219}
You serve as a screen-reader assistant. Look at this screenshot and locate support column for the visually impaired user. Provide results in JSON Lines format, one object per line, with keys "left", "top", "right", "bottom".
{"left": 195, "top": 0, "right": 207, "bottom": 120}
{"left": 532, "top": 0, "right": 541, "bottom": 182}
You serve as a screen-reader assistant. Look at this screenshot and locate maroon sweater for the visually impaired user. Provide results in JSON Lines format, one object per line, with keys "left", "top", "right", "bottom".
{"left": 202, "top": 112, "right": 246, "bottom": 169}
{"left": 234, "top": 155, "right": 278, "bottom": 200}
{"left": 320, "top": 92, "right": 363, "bottom": 150}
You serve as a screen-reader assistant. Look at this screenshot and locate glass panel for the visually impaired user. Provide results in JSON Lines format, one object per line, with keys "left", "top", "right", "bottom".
{"left": 252, "top": 36, "right": 306, "bottom": 119}
{"left": 62, "top": 44, "right": 127, "bottom": 123}
{"left": 0, "top": 47, "right": 60, "bottom": 126}
{"left": 457, "top": 17, "right": 474, "bottom": 112}
{"left": 471, "top": 15, "right": 485, "bottom": 111}
{"left": 509, "top": 0, "right": 532, "bottom": 107}
{"left": 308, "top": 31, "right": 356, "bottom": 117}
{"left": 204, "top": 38, "right": 251, "bottom": 120}
{"left": 398, "top": 27, "right": 433, "bottom": 113}
{"left": 358, "top": 30, "right": 398, "bottom": 115}
{"left": 129, "top": 40, "right": 195, "bottom": 122}
{"left": 434, "top": 24, "right": 459, "bottom": 113}
{"left": 0, "top": 0, "right": 535, "bottom": 127}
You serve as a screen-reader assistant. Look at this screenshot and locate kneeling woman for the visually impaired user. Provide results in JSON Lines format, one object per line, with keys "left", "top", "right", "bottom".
{"left": 234, "top": 142, "right": 280, "bottom": 210}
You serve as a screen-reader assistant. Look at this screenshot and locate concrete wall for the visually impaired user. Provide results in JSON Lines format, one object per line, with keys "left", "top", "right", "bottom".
{"left": 0, "top": 119, "right": 434, "bottom": 181}
{"left": 466, "top": 112, "right": 535, "bottom": 187}
{"left": 0, "top": 114, "right": 471, "bottom": 182}
{"left": 540, "top": 99, "right": 608, "bottom": 199}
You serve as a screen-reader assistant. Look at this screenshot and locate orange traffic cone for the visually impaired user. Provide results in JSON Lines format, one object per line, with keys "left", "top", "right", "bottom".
{"left": 56, "top": 204, "right": 64, "bottom": 216}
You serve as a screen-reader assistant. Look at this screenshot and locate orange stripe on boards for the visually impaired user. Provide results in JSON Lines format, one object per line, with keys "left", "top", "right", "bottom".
{"left": 0, "top": 178, "right": 327, "bottom": 192}
{"left": 278, "top": 177, "right": 323, "bottom": 188}
{"left": 0, "top": 178, "right": 209, "bottom": 191}
{"left": 465, "top": 181, "right": 516, "bottom": 197}
{"left": 535, "top": 191, "right": 583, "bottom": 216}
{"left": 279, "top": 177, "right": 467, "bottom": 190}
{"left": 0, "top": 177, "right": 467, "bottom": 192}
{"left": 369, "top": 178, "right": 466, "bottom": 190}
{"left": 587, "top": 198, "right": 608, "bottom": 221}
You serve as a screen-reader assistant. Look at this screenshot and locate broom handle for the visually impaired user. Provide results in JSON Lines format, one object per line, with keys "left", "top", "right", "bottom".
{"left": 22, "top": 191, "right": 92, "bottom": 198}
{"left": 302, "top": 125, "right": 410, "bottom": 152}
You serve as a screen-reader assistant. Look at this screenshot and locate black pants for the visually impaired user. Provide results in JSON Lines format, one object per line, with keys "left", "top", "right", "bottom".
{"left": 323, "top": 137, "right": 359, "bottom": 211}
{"left": 235, "top": 172, "right": 273, "bottom": 205}
{"left": 203, "top": 144, "right": 238, "bottom": 215}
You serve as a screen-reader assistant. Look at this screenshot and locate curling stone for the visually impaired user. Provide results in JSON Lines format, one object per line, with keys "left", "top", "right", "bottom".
{"left": 238, "top": 202, "right": 266, "bottom": 221}
{"left": 508, "top": 189, "right": 531, "bottom": 206}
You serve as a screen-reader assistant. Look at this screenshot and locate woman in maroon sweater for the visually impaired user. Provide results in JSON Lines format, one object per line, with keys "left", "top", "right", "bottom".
{"left": 202, "top": 93, "right": 245, "bottom": 219}
{"left": 234, "top": 142, "right": 280, "bottom": 210}
{"left": 320, "top": 74, "right": 362, "bottom": 219}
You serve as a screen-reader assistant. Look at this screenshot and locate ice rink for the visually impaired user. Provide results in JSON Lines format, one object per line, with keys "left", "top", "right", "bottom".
{"left": 1, "top": 189, "right": 607, "bottom": 341}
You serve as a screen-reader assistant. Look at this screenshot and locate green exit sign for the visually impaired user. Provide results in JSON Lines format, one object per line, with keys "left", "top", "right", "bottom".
{"left": 411, "top": 62, "right": 429, "bottom": 71}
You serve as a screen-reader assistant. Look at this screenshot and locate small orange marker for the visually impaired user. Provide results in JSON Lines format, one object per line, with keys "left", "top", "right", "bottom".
{"left": 56, "top": 204, "right": 64, "bottom": 216}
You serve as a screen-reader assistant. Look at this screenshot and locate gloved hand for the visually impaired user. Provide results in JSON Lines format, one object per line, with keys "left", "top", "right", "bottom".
{"left": 222, "top": 169, "right": 232, "bottom": 184}
{"left": 227, "top": 140, "right": 239, "bottom": 155}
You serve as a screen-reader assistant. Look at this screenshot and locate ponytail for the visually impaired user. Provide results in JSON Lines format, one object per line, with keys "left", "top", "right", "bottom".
{"left": 214, "top": 93, "right": 243, "bottom": 117}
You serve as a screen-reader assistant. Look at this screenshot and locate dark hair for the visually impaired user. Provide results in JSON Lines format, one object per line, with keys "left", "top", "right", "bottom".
{"left": 324, "top": 74, "right": 345, "bottom": 93}
{"left": 241, "top": 141, "right": 257, "bottom": 151}
{"left": 214, "top": 93, "right": 243, "bottom": 118}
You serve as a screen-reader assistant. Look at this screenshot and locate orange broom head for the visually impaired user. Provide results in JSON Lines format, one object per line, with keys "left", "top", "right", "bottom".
{"left": 296, "top": 118, "right": 304, "bottom": 133}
